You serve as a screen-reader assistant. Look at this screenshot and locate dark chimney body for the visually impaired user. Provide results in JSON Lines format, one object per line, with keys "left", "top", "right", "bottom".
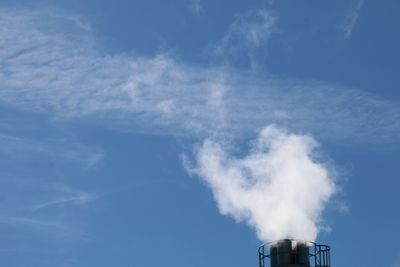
{"left": 258, "top": 239, "right": 331, "bottom": 267}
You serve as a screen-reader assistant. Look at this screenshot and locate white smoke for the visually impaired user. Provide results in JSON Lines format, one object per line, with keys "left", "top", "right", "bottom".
{"left": 193, "top": 125, "right": 336, "bottom": 242}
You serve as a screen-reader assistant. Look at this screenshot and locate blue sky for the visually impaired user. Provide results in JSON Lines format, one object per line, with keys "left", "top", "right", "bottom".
{"left": 0, "top": 0, "right": 399, "bottom": 267}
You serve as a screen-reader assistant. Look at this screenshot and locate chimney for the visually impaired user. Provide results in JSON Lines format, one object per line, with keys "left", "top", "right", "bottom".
{"left": 258, "top": 239, "right": 331, "bottom": 267}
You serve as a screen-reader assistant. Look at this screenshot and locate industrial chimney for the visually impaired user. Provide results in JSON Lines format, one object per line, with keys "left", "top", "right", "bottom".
{"left": 258, "top": 239, "right": 331, "bottom": 267}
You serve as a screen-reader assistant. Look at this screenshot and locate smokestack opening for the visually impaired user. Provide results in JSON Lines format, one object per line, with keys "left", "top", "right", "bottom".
{"left": 269, "top": 239, "right": 310, "bottom": 267}
{"left": 258, "top": 239, "right": 331, "bottom": 267}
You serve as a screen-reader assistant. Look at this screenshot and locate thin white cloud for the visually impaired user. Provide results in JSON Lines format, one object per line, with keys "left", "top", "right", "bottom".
{"left": 188, "top": 0, "right": 202, "bottom": 14}
{"left": 343, "top": 0, "right": 365, "bottom": 38}
{"left": 0, "top": 217, "right": 66, "bottom": 229}
{"left": 32, "top": 190, "right": 96, "bottom": 212}
{"left": 392, "top": 254, "right": 400, "bottom": 267}
{"left": 191, "top": 125, "right": 335, "bottom": 242}
{"left": 0, "top": 133, "right": 104, "bottom": 167}
{"left": 0, "top": 8, "right": 398, "bottom": 145}
{"left": 214, "top": 8, "right": 276, "bottom": 55}
{"left": 0, "top": 216, "right": 86, "bottom": 239}
{"left": 0, "top": 178, "right": 95, "bottom": 241}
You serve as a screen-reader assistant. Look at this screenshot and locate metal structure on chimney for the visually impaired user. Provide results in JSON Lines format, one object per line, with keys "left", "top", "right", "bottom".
{"left": 258, "top": 239, "right": 331, "bottom": 267}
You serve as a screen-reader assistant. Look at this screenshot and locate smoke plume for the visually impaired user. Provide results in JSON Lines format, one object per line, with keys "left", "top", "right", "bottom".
{"left": 193, "top": 125, "right": 336, "bottom": 242}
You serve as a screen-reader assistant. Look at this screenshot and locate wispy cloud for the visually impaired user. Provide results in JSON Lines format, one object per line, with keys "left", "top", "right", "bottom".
{"left": 392, "top": 254, "right": 400, "bottom": 267}
{"left": 0, "top": 178, "right": 95, "bottom": 241}
{"left": 0, "top": 133, "right": 104, "bottom": 167}
{"left": 214, "top": 8, "right": 276, "bottom": 55}
{"left": 0, "top": 216, "right": 87, "bottom": 241}
{"left": 0, "top": 7, "right": 398, "bottom": 145}
{"left": 0, "top": 217, "right": 66, "bottom": 230}
{"left": 32, "top": 186, "right": 96, "bottom": 212}
{"left": 343, "top": 0, "right": 365, "bottom": 38}
{"left": 188, "top": 0, "right": 202, "bottom": 14}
